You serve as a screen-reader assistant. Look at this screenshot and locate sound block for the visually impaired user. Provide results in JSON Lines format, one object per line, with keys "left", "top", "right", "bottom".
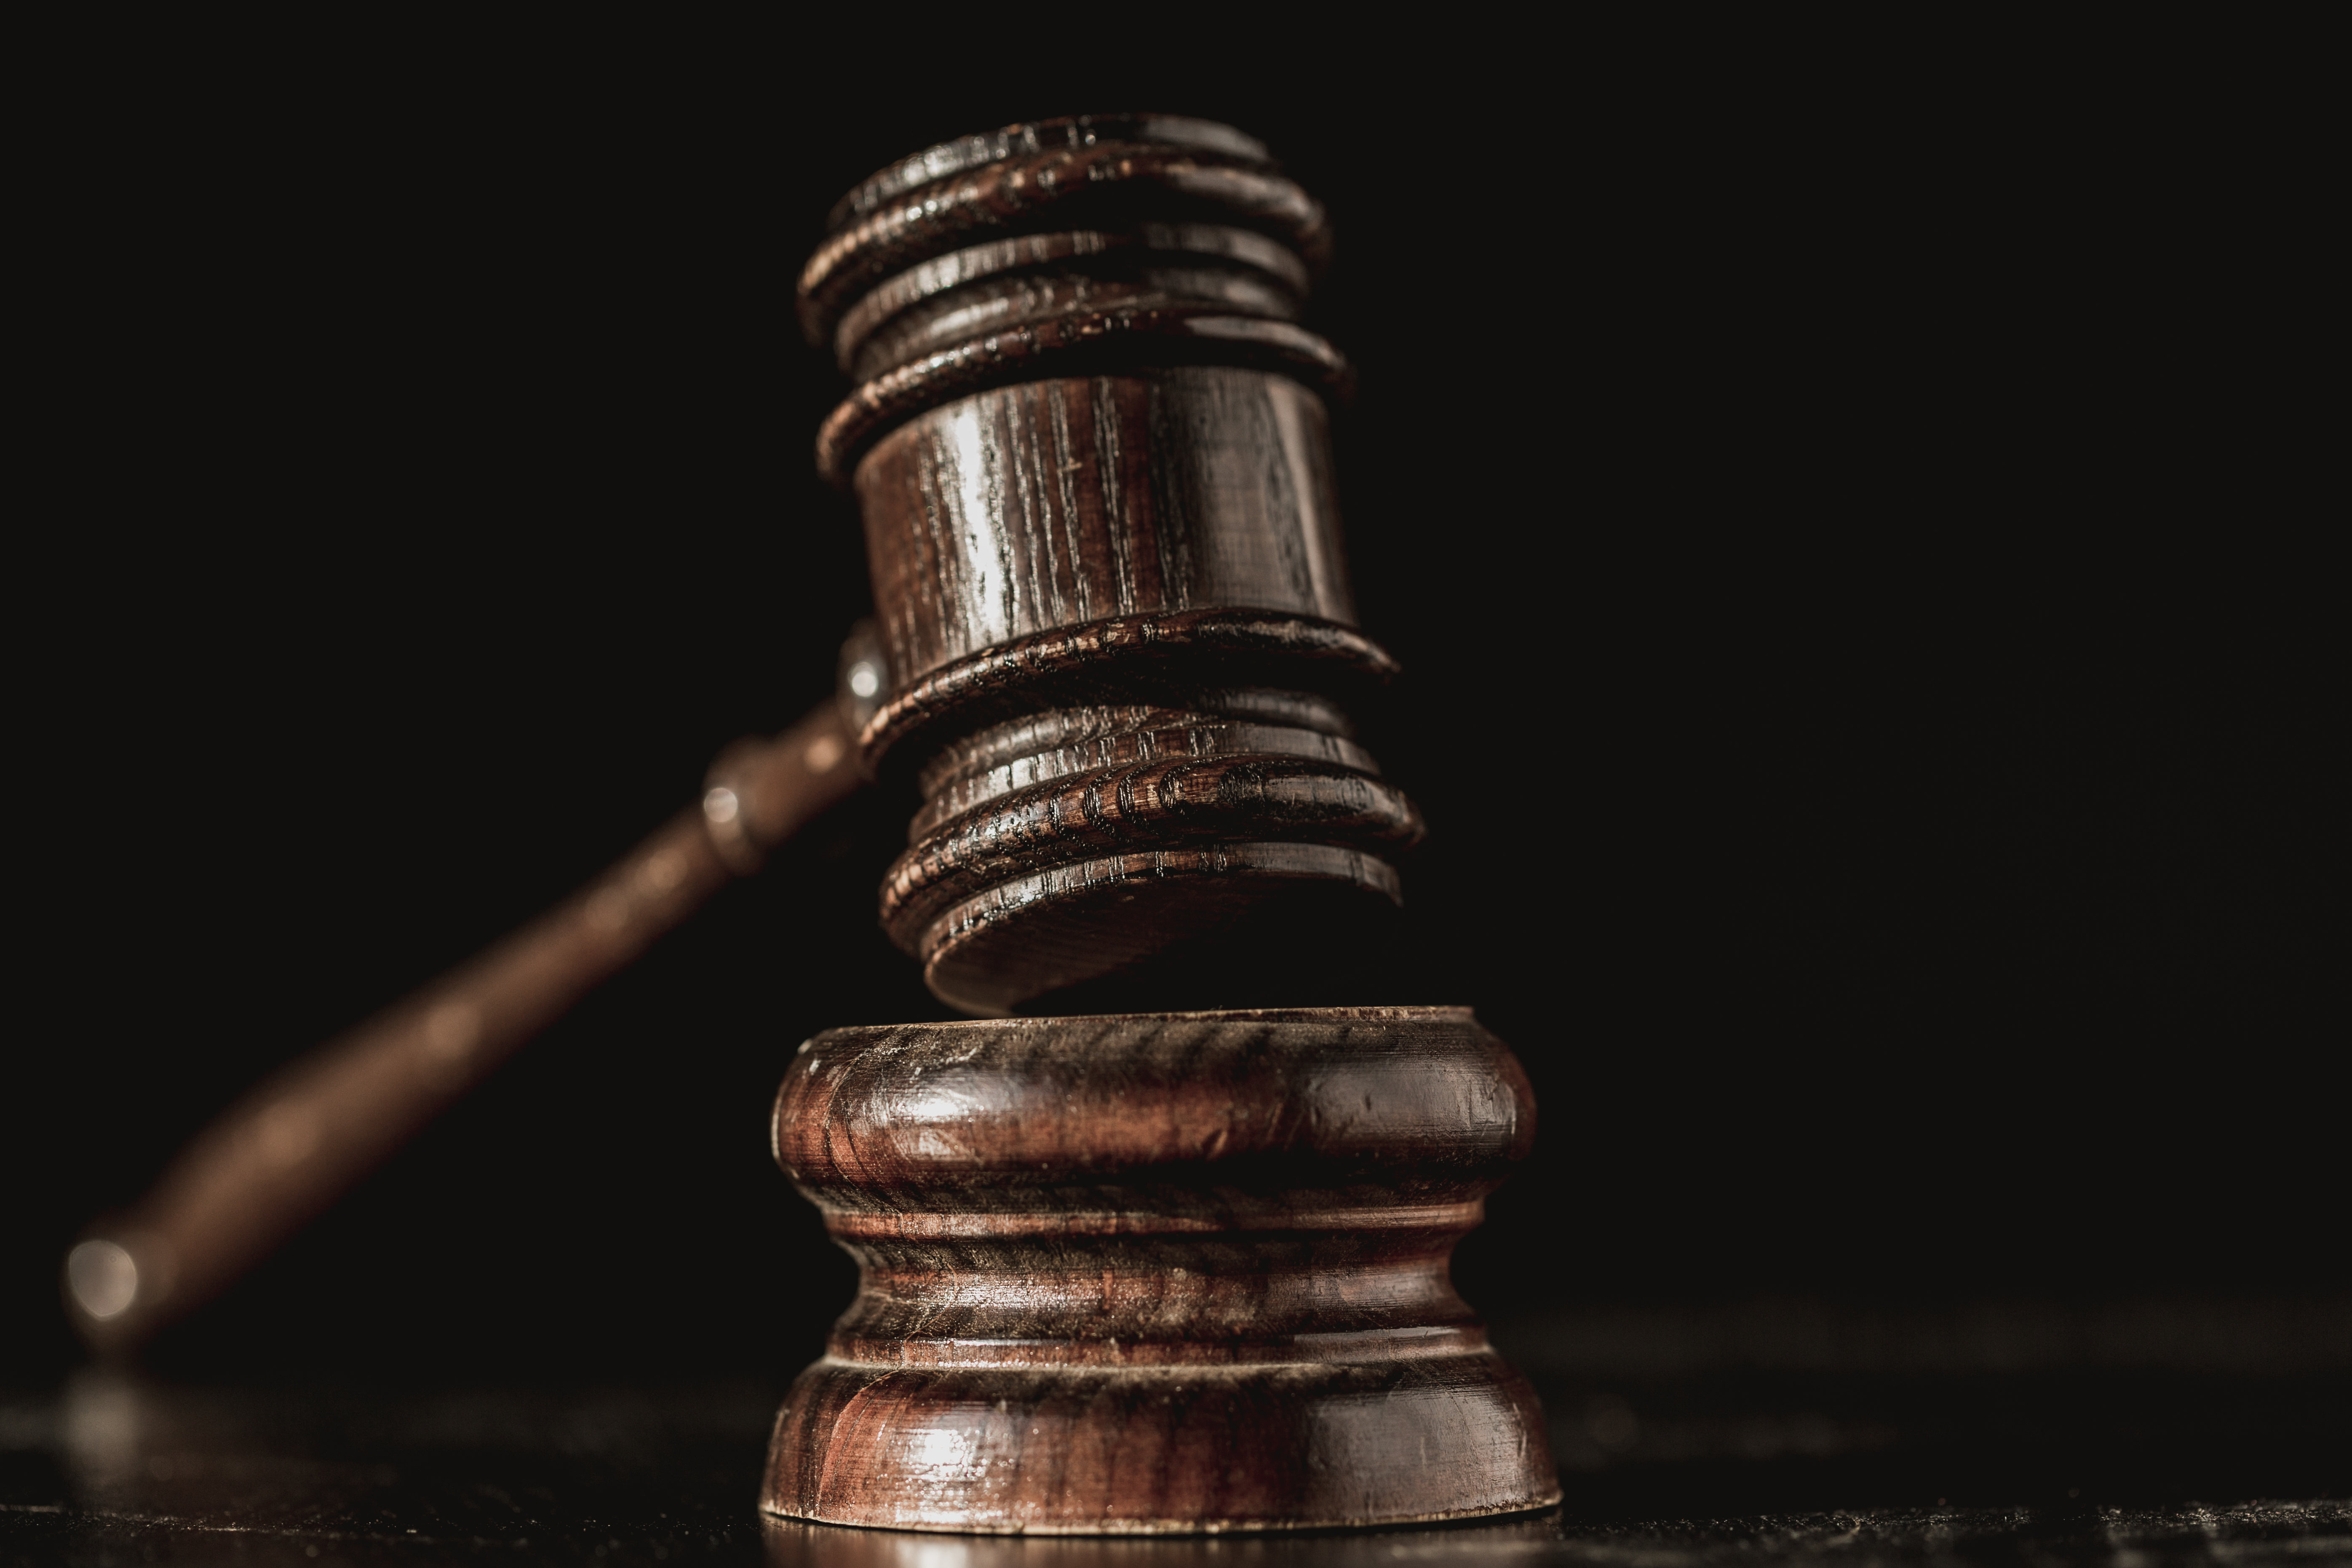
{"left": 760, "top": 1006, "right": 1559, "bottom": 1534}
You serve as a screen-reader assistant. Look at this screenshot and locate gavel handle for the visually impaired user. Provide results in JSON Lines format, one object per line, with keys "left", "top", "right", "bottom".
{"left": 64, "top": 698, "right": 868, "bottom": 1354}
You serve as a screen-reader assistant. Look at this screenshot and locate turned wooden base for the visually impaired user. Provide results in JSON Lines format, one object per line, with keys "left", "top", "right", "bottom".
{"left": 760, "top": 1007, "right": 1559, "bottom": 1534}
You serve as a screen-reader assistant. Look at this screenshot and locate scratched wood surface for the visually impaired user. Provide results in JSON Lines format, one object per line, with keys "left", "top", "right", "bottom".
{"left": 760, "top": 1007, "right": 1559, "bottom": 1533}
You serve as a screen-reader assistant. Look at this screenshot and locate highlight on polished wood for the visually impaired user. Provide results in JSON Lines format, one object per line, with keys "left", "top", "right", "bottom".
{"left": 762, "top": 1008, "right": 1559, "bottom": 1534}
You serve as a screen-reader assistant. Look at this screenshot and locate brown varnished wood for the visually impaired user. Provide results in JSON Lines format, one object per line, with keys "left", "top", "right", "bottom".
{"left": 848, "top": 270, "right": 1306, "bottom": 385}
{"left": 832, "top": 224, "right": 1309, "bottom": 377}
{"left": 69, "top": 697, "right": 867, "bottom": 1352}
{"left": 854, "top": 369, "right": 1354, "bottom": 669}
{"left": 819, "top": 328, "right": 1351, "bottom": 489}
{"left": 760, "top": 1008, "right": 1559, "bottom": 1533}
{"left": 842, "top": 368, "right": 1377, "bottom": 1010}
{"left": 768, "top": 116, "right": 1553, "bottom": 1535}
{"left": 799, "top": 127, "right": 1328, "bottom": 350}
{"left": 865, "top": 612, "right": 1398, "bottom": 759}
{"left": 906, "top": 691, "right": 1371, "bottom": 838}
{"left": 823, "top": 115, "right": 1278, "bottom": 234}
{"left": 805, "top": 113, "right": 1396, "bottom": 1014}
{"left": 877, "top": 753, "right": 1421, "bottom": 1015}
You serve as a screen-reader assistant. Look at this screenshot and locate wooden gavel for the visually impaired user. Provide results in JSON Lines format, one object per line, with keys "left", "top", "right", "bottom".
{"left": 764, "top": 114, "right": 1556, "bottom": 1533}
{"left": 63, "top": 654, "right": 877, "bottom": 1353}
{"left": 69, "top": 112, "right": 1558, "bottom": 1536}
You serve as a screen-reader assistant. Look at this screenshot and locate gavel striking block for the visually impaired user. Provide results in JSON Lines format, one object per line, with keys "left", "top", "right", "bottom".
{"left": 766, "top": 115, "right": 1558, "bottom": 1532}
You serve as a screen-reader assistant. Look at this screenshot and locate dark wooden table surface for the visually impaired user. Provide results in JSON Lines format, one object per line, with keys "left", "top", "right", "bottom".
{"left": 7, "top": 1321, "right": 2346, "bottom": 1565}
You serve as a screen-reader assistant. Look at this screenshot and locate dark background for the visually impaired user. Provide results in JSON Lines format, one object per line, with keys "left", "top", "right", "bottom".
{"left": 5, "top": 32, "right": 2337, "bottom": 1397}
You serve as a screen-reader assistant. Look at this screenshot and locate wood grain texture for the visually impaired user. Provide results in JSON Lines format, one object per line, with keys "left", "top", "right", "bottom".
{"left": 880, "top": 753, "right": 1421, "bottom": 1016}
{"left": 842, "top": 367, "right": 1390, "bottom": 1013}
{"left": 761, "top": 1008, "right": 1559, "bottom": 1534}
{"left": 907, "top": 691, "right": 1369, "bottom": 839}
{"left": 824, "top": 116, "right": 1275, "bottom": 234}
{"left": 802, "top": 115, "right": 1411, "bottom": 1013}
{"left": 819, "top": 328, "right": 1350, "bottom": 487}
{"left": 832, "top": 223, "right": 1308, "bottom": 375}
{"left": 855, "top": 369, "right": 1353, "bottom": 676}
{"left": 770, "top": 120, "right": 1554, "bottom": 1536}
{"left": 865, "top": 617, "right": 1398, "bottom": 763}
{"left": 799, "top": 140, "right": 1326, "bottom": 350}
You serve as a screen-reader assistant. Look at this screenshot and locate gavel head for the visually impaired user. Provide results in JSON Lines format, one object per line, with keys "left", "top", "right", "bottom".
{"left": 800, "top": 115, "right": 1422, "bottom": 1016}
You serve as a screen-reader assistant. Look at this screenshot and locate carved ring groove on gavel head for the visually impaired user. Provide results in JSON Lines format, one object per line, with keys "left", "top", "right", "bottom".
{"left": 801, "top": 112, "right": 1422, "bottom": 1017}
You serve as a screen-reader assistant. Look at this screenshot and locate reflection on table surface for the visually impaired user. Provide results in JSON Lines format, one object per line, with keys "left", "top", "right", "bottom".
{"left": 3, "top": 1345, "right": 2347, "bottom": 1565}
